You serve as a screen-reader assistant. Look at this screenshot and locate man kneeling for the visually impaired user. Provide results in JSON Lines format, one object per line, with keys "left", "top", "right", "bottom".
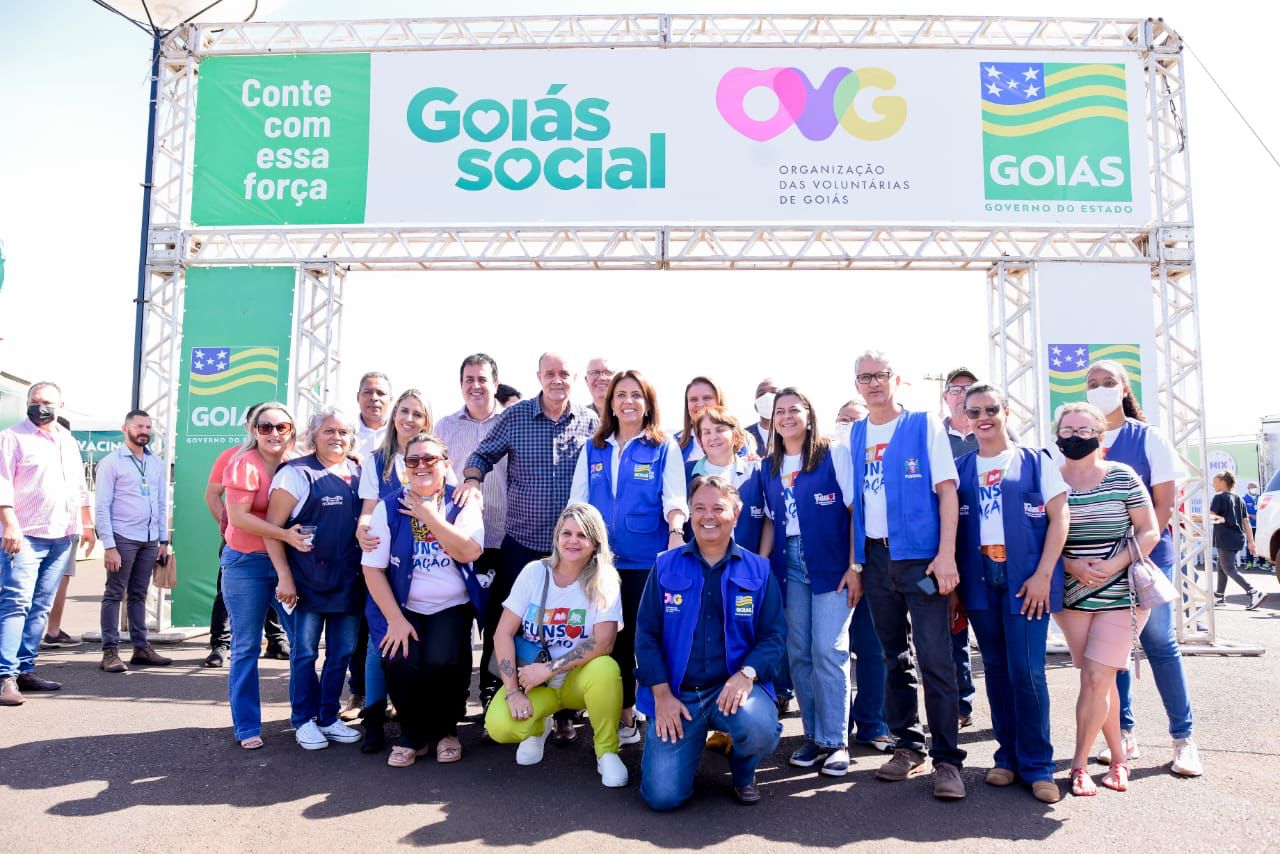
{"left": 637, "top": 475, "right": 785, "bottom": 809}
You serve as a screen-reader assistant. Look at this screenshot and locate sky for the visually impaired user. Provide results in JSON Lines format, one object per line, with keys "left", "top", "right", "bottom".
{"left": 0, "top": 0, "right": 1276, "bottom": 440}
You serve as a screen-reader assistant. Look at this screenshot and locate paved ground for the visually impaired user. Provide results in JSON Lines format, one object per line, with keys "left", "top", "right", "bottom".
{"left": 1, "top": 560, "right": 1278, "bottom": 853}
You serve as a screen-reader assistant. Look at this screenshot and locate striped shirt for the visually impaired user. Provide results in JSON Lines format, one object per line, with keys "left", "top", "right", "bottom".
{"left": 436, "top": 404, "right": 507, "bottom": 549}
{"left": 0, "top": 419, "right": 91, "bottom": 539}
{"left": 1062, "top": 462, "right": 1150, "bottom": 611}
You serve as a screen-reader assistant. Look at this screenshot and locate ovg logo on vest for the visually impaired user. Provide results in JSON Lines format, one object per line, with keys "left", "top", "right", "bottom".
{"left": 979, "top": 62, "right": 1132, "bottom": 205}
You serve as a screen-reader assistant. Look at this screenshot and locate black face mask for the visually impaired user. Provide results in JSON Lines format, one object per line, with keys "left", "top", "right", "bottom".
{"left": 26, "top": 404, "right": 56, "bottom": 426}
{"left": 1056, "top": 435, "right": 1100, "bottom": 460}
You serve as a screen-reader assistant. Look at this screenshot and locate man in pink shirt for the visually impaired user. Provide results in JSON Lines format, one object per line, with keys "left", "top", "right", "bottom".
{"left": 0, "top": 382, "right": 96, "bottom": 705}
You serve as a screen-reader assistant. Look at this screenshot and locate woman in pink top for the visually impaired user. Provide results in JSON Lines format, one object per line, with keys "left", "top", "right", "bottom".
{"left": 221, "top": 401, "right": 310, "bottom": 749}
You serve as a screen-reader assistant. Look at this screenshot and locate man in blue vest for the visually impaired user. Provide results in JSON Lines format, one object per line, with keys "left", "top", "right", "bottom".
{"left": 847, "top": 350, "right": 967, "bottom": 800}
{"left": 635, "top": 475, "right": 786, "bottom": 810}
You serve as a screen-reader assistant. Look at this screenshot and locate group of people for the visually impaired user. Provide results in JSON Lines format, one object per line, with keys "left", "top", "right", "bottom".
{"left": 0, "top": 348, "right": 1222, "bottom": 809}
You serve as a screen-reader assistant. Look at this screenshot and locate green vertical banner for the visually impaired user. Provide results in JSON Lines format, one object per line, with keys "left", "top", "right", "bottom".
{"left": 171, "top": 266, "right": 296, "bottom": 627}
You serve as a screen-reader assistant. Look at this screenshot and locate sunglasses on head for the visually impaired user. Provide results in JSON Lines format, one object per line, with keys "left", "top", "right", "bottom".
{"left": 963, "top": 405, "right": 1003, "bottom": 419}
{"left": 404, "top": 453, "right": 444, "bottom": 469}
{"left": 255, "top": 422, "right": 293, "bottom": 435}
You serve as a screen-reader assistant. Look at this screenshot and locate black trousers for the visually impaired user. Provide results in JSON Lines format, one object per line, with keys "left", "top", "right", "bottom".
{"left": 384, "top": 603, "right": 474, "bottom": 748}
{"left": 611, "top": 568, "right": 652, "bottom": 712}
{"left": 210, "top": 541, "right": 286, "bottom": 650}
{"left": 479, "top": 536, "right": 544, "bottom": 693}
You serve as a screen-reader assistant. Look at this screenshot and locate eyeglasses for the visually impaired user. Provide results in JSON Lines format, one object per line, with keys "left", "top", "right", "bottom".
{"left": 944, "top": 384, "right": 971, "bottom": 396}
{"left": 963, "top": 405, "right": 1003, "bottom": 418}
{"left": 404, "top": 453, "right": 445, "bottom": 469}
{"left": 255, "top": 422, "right": 293, "bottom": 435}
{"left": 855, "top": 371, "right": 893, "bottom": 385}
{"left": 1056, "top": 426, "right": 1099, "bottom": 439}
{"left": 586, "top": 369, "right": 614, "bottom": 380}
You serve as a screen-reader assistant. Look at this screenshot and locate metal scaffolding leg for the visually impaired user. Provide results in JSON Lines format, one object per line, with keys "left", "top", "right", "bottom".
{"left": 292, "top": 263, "right": 346, "bottom": 427}
{"left": 987, "top": 260, "right": 1040, "bottom": 445}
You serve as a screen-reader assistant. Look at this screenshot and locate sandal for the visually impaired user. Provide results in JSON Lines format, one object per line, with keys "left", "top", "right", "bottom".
{"left": 1101, "top": 761, "right": 1130, "bottom": 792}
{"left": 387, "top": 745, "right": 428, "bottom": 768}
{"left": 239, "top": 736, "right": 264, "bottom": 750}
{"left": 436, "top": 735, "right": 462, "bottom": 763}
{"left": 1069, "top": 767, "right": 1096, "bottom": 797}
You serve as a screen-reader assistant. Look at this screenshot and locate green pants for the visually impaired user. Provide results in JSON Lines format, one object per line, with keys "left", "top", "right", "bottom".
{"left": 484, "top": 655, "right": 623, "bottom": 757}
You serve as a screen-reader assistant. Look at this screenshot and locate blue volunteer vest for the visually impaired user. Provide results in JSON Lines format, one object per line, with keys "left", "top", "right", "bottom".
{"left": 365, "top": 484, "right": 488, "bottom": 648}
{"left": 764, "top": 449, "right": 851, "bottom": 596}
{"left": 635, "top": 545, "right": 776, "bottom": 717}
{"left": 683, "top": 457, "right": 768, "bottom": 555}
{"left": 283, "top": 454, "right": 364, "bottom": 614}
{"left": 1105, "top": 418, "right": 1175, "bottom": 569}
{"left": 587, "top": 436, "right": 669, "bottom": 570}
{"left": 955, "top": 447, "right": 1064, "bottom": 614}
{"left": 850, "top": 410, "right": 942, "bottom": 563}
{"left": 369, "top": 449, "right": 403, "bottom": 501}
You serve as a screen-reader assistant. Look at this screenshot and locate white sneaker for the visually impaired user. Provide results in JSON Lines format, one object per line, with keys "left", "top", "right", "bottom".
{"left": 618, "top": 720, "right": 642, "bottom": 745}
{"left": 295, "top": 719, "right": 329, "bottom": 751}
{"left": 1248, "top": 589, "right": 1266, "bottom": 610}
{"left": 1098, "top": 730, "right": 1140, "bottom": 764}
{"left": 516, "top": 717, "right": 552, "bottom": 766}
{"left": 1171, "top": 738, "right": 1204, "bottom": 777}
{"left": 317, "top": 719, "right": 362, "bottom": 744}
{"left": 597, "top": 751, "right": 629, "bottom": 787}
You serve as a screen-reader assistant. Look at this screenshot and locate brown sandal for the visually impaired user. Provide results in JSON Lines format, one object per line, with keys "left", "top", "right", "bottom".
{"left": 436, "top": 735, "right": 462, "bottom": 763}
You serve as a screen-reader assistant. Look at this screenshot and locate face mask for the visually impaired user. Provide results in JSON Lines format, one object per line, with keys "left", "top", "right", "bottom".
{"left": 832, "top": 421, "right": 853, "bottom": 446}
{"left": 27, "top": 404, "right": 56, "bottom": 426}
{"left": 755, "top": 392, "right": 776, "bottom": 420}
{"left": 1249, "top": 487, "right": 1259, "bottom": 496}
{"left": 1056, "top": 435, "right": 1100, "bottom": 460}
{"left": 1086, "top": 385, "right": 1124, "bottom": 415}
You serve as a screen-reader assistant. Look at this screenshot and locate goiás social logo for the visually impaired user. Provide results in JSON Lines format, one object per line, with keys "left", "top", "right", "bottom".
{"left": 980, "top": 61, "right": 1133, "bottom": 208}
{"left": 717, "top": 66, "right": 907, "bottom": 141}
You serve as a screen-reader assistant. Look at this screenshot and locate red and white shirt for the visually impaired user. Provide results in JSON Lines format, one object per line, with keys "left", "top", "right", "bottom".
{"left": 0, "top": 419, "right": 91, "bottom": 539}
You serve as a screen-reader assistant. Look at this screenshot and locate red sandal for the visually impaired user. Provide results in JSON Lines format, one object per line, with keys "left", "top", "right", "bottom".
{"left": 1070, "top": 767, "right": 1096, "bottom": 797}
{"left": 1101, "top": 761, "right": 1130, "bottom": 792}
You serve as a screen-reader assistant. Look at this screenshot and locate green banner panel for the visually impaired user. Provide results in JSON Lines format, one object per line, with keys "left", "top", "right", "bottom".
{"left": 171, "top": 266, "right": 296, "bottom": 627}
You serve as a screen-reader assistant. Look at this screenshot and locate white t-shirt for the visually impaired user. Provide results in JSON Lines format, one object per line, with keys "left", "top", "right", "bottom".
{"left": 355, "top": 418, "right": 388, "bottom": 462}
{"left": 976, "top": 449, "right": 1067, "bottom": 546}
{"left": 862, "top": 412, "right": 958, "bottom": 539}
{"left": 503, "top": 559, "right": 623, "bottom": 688}
{"left": 763, "top": 443, "right": 855, "bottom": 537}
{"left": 361, "top": 496, "right": 484, "bottom": 615}
{"left": 270, "top": 459, "right": 360, "bottom": 522}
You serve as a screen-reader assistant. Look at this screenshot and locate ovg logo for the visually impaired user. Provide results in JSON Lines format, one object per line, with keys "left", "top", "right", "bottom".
{"left": 980, "top": 62, "right": 1131, "bottom": 202}
{"left": 185, "top": 345, "right": 282, "bottom": 437}
{"left": 717, "top": 67, "right": 907, "bottom": 141}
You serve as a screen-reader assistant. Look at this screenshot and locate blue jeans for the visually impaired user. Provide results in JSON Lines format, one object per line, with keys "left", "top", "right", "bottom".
{"left": 861, "top": 540, "right": 965, "bottom": 767}
{"left": 848, "top": 596, "right": 889, "bottom": 742}
{"left": 1116, "top": 558, "right": 1193, "bottom": 739}
{"left": 285, "top": 610, "right": 358, "bottom": 728}
{"left": 363, "top": 631, "right": 388, "bottom": 706}
{"left": 784, "top": 536, "right": 853, "bottom": 749}
{"left": 965, "top": 556, "right": 1054, "bottom": 782}
{"left": 0, "top": 536, "right": 73, "bottom": 678}
{"left": 220, "top": 548, "right": 285, "bottom": 741}
{"left": 641, "top": 684, "right": 782, "bottom": 810}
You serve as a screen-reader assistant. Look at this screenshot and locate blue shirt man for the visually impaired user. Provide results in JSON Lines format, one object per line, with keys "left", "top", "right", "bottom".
{"left": 635, "top": 475, "right": 785, "bottom": 810}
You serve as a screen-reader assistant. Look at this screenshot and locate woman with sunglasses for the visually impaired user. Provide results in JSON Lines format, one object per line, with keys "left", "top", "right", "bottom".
{"left": 362, "top": 433, "right": 485, "bottom": 767}
{"left": 263, "top": 406, "right": 365, "bottom": 751}
{"left": 220, "top": 401, "right": 311, "bottom": 749}
{"left": 1053, "top": 402, "right": 1159, "bottom": 796}
{"left": 571, "top": 369, "right": 687, "bottom": 746}
{"left": 1082, "top": 359, "right": 1203, "bottom": 778}
{"left": 953, "top": 386, "right": 1068, "bottom": 803}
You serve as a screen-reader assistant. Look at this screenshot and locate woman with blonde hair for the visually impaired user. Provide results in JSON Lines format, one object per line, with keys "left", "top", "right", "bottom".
{"left": 676, "top": 376, "right": 728, "bottom": 464}
{"left": 485, "top": 503, "right": 628, "bottom": 787}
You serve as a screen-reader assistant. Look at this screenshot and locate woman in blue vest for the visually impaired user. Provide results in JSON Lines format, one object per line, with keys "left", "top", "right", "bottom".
{"left": 762, "top": 387, "right": 861, "bottom": 776}
{"left": 570, "top": 369, "right": 687, "bottom": 745}
{"left": 263, "top": 406, "right": 365, "bottom": 751}
{"left": 953, "top": 385, "right": 1068, "bottom": 803}
{"left": 1084, "top": 359, "right": 1202, "bottom": 778}
{"left": 361, "top": 433, "right": 486, "bottom": 767}
{"left": 675, "top": 376, "right": 727, "bottom": 464}
{"left": 688, "top": 406, "right": 767, "bottom": 553}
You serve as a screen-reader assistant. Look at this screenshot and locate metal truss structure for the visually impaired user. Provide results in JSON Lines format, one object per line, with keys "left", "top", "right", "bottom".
{"left": 134, "top": 14, "right": 1235, "bottom": 648}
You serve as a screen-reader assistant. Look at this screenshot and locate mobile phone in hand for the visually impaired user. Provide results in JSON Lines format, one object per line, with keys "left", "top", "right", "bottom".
{"left": 916, "top": 574, "right": 939, "bottom": 596}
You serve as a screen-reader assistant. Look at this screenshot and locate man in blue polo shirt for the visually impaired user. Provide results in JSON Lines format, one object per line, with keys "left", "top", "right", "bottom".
{"left": 636, "top": 475, "right": 786, "bottom": 810}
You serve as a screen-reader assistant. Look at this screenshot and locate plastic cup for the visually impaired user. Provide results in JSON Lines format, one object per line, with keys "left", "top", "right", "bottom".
{"left": 298, "top": 525, "right": 317, "bottom": 548}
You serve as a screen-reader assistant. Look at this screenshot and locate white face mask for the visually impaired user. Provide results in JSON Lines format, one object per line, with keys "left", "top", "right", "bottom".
{"left": 755, "top": 392, "right": 776, "bottom": 420}
{"left": 1249, "top": 487, "right": 1259, "bottom": 496}
{"left": 832, "top": 421, "right": 853, "bottom": 447}
{"left": 1086, "top": 384, "right": 1124, "bottom": 415}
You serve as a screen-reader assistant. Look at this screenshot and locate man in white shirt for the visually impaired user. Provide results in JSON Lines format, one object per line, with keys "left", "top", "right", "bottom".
{"left": 354, "top": 372, "right": 391, "bottom": 460}
{"left": 584, "top": 356, "right": 613, "bottom": 416}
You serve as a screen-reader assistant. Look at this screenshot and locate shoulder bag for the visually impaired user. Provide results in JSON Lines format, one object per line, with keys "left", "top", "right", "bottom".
{"left": 485, "top": 561, "right": 553, "bottom": 679}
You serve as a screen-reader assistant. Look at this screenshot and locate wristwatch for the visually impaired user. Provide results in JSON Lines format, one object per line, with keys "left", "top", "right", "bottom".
{"left": 849, "top": 563, "right": 863, "bottom": 574}
{"left": 739, "top": 665, "right": 757, "bottom": 682}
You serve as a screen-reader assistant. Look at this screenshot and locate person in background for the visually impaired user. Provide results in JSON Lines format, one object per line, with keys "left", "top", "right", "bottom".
{"left": 496, "top": 384, "right": 522, "bottom": 407}
{"left": 484, "top": 503, "right": 627, "bottom": 787}
{"left": 954, "top": 385, "right": 1067, "bottom": 804}
{"left": 584, "top": 357, "right": 614, "bottom": 416}
{"left": 1242, "top": 481, "right": 1262, "bottom": 569}
{"left": 1082, "top": 359, "right": 1204, "bottom": 778}
{"left": 1210, "top": 472, "right": 1264, "bottom": 609}
{"left": 264, "top": 407, "right": 365, "bottom": 751}
{"left": 637, "top": 476, "right": 786, "bottom": 809}
{"left": 830, "top": 398, "right": 868, "bottom": 447}
{"left": 354, "top": 372, "right": 392, "bottom": 461}
{"left": 40, "top": 416, "right": 83, "bottom": 650}
{"left": 0, "top": 382, "right": 96, "bottom": 705}
{"left": 1053, "top": 402, "right": 1158, "bottom": 796}
{"left": 362, "top": 433, "right": 486, "bottom": 767}
{"left": 203, "top": 402, "right": 289, "bottom": 668}
{"left": 95, "top": 409, "right": 172, "bottom": 673}
{"left": 676, "top": 376, "right": 728, "bottom": 465}
{"left": 571, "top": 369, "right": 687, "bottom": 747}
{"left": 746, "top": 379, "right": 777, "bottom": 458}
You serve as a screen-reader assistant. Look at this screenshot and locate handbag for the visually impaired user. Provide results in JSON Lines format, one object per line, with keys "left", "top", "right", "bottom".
{"left": 1125, "top": 534, "right": 1176, "bottom": 679}
{"left": 152, "top": 549, "right": 177, "bottom": 590}
{"left": 485, "top": 561, "right": 553, "bottom": 679}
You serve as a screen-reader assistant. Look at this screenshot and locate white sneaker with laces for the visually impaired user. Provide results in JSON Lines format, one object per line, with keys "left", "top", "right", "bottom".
{"left": 1098, "top": 730, "right": 1140, "bottom": 764}
{"left": 1171, "top": 738, "right": 1204, "bottom": 777}
{"left": 318, "top": 719, "right": 362, "bottom": 744}
{"left": 295, "top": 719, "right": 329, "bottom": 750}
{"left": 617, "top": 720, "right": 643, "bottom": 745}
{"left": 597, "top": 752, "right": 629, "bottom": 787}
{"left": 1248, "top": 588, "right": 1266, "bottom": 610}
{"left": 517, "top": 717, "right": 552, "bottom": 766}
